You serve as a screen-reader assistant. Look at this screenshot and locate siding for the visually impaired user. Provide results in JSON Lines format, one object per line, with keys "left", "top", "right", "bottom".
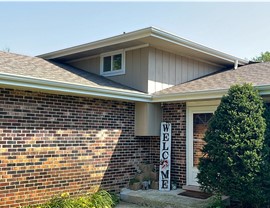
{"left": 69, "top": 56, "right": 100, "bottom": 75}
{"left": 68, "top": 48, "right": 149, "bottom": 93}
{"left": 148, "top": 47, "right": 221, "bottom": 94}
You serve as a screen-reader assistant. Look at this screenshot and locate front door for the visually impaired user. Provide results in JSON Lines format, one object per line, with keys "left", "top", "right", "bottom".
{"left": 187, "top": 106, "right": 216, "bottom": 186}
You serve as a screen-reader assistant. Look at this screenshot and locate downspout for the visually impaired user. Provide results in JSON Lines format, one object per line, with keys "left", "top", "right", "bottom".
{"left": 234, "top": 59, "right": 239, "bottom": 69}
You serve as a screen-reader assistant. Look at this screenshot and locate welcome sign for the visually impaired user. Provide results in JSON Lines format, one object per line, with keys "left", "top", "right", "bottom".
{"left": 159, "top": 122, "right": 171, "bottom": 191}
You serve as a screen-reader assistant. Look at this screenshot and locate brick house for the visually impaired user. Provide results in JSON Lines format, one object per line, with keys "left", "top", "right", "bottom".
{"left": 1, "top": 27, "right": 270, "bottom": 207}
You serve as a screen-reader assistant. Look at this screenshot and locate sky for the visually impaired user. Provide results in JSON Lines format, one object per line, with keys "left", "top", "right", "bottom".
{"left": 0, "top": 2, "right": 270, "bottom": 60}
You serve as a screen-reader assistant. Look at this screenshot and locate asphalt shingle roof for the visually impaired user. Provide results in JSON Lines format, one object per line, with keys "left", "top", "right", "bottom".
{"left": 154, "top": 62, "right": 270, "bottom": 95}
{"left": 0, "top": 51, "right": 141, "bottom": 94}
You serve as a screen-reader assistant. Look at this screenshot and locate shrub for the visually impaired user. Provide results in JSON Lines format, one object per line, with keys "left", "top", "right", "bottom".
{"left": 23, "top": 190, "right": 116, "bottom": 208}
{"left": 197, "top": 84, "right": 267, "bottom": 207}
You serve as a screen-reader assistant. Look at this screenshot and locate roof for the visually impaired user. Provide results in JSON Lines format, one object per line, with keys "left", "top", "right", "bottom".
{"left": 154, "top": 62, "right": 270, "bottom": 97}
{"left": 38, "top": 27, "right": 248, "bottom": 67}
{"left": 0, "top": 51, "right": 150, "bottom": 101}
{"left": 1, "top": 51, "right": 270, "bottom": 103}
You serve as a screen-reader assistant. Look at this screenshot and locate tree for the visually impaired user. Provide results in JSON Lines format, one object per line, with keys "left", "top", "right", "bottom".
{"left": 252, "top": 51, "right": 270, "bottom": 62}
{"left": 197, "top": 83, "right": 267, "bottom": 207}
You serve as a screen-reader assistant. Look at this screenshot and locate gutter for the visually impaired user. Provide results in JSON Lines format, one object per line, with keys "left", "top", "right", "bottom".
{"left": 0, "top": 73, "right": 152, "bottom": 102}
{"left": 1, "top": 73, "right": 269, "bottom": 103}
{"left": 152, "top": 89, "right": 228, "bottom": 102}
{"left": 152, "top": 85, "right": 270, "bottom": 103}
{"left": 38, "top": 27, "right": 248, "bottom": 66}
{"left": 38, "top": 28, "right": 152, "bottom": 59}
{"left": 150, "top": 27, "right": 248, "bottom": 66}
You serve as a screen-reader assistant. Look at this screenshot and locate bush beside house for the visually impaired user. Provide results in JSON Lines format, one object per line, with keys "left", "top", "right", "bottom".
{"left": 198, "top": 83, "right": 270, "bottom": 207}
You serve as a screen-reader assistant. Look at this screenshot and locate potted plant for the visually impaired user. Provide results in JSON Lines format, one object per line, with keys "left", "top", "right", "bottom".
{"left": 150, "top": 181, "right": 159, "bottom": 190}
{"left": 150, "top": 165, "right": 159, "bottom": 181}
{"left": 171, "top": 180, "right": 177, "bottom": 190}
{"left": 129, "top": 178, "right": 141, "bottom": 191}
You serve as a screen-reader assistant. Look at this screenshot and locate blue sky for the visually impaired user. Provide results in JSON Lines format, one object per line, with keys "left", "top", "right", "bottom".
{"left": 0, "top": 2, "right": 270, "bottom": 60}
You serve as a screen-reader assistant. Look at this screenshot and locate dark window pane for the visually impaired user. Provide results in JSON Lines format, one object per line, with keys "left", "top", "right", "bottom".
{"left": 103, "top": 56, "right": 111, "bottom": 72}
{"left": 113, "top": 54, "right": 122, "bottom": 71}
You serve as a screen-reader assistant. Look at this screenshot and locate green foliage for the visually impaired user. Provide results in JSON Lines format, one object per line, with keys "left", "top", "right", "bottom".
{"left": 252, "top": 51, "right": 270, "bottom": 62}
{"left": 22, "top": 190, "right": 116, "bottom": 208}
{"left": 262, "top": 104, "right": 270, "bottom": 206}
{"left": 207, "top": 193, "right": 225, "bottom": 208}
{"left": 129, "top": 178, "right": 140, "bottom": 185}
{"left": 198, "top": 83, "right": 267, "bottom": 207}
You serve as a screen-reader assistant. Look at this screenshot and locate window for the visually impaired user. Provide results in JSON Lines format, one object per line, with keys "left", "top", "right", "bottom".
{"left": 100, "top": 50, "right": 125, "bottom": 76}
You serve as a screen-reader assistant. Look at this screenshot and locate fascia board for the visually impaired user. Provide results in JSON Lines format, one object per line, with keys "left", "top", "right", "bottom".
{"left": 1, "top": 73, "right": 270, "bottom": 103}
{"left": 0, "top": 73, "right": 152, "bottom": 102}
{"left": 255, "top": 85, "right": 270, "bottom": 96}
{"left": 38, "top": 26, "right": 247, "bottom": 65}
{"left": 152, "top": 85, "right": 270, "bottom": 102}
{"left": 152, "top": 89, "right": 228, "bottom": 102}
{"left": 38, "top": 28, "right": 153, "bottom": 59}
{"left": 150, "top": 27, "right": 248, "bottom": 65}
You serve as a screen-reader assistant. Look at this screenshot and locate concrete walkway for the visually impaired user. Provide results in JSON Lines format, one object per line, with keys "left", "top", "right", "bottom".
{"left": 119, "top": 188, "right": 213, "bottom": 208}
{"left": 115, "top": 201, "right": 150, "bottom": 208}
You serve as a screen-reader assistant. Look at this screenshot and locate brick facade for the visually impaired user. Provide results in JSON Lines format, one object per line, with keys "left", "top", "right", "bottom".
{"left": 143, "top": 102, "right": 187, "bottom": 188}
{"left": 0, "top": 88, "right": 151, "bottom": 208}
{"left": 162, "top": 102, "right": 186, "bottom": 187}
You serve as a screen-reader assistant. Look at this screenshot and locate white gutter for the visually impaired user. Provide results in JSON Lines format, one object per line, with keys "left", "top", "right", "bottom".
{"left": 152, "top": 89, "right": 228, "bottom": 102}
{"left": 1, "top": 73, "right": 270, "bottom": 102}
{"left": 152, "top": 85, "right": 270, "bottom": 103}
{"left": 0, "top": 73, "right": 152, "bottom": 102}
{"left": 38, "top": 27, "right": 248, "bottom": 66}
{"left": 150, "top": 27, "right": 248, "bottom": 66}
{"left": 38, "top": 28, "right": 152, "bottom": 59}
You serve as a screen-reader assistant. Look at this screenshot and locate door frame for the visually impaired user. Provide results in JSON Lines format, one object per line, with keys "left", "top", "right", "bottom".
{"left": 186, "top": 100, "right": 219, "bottom": 186}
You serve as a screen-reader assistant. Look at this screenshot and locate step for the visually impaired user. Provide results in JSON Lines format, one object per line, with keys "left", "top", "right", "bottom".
{"left": 120, "top": 188, "right": 212, "bottom": 208}
{"left": 182, "top": 185, "right": 202, "bottom": 192}
{"left": 182, "top": 185, "right": 230, "bottom": 206}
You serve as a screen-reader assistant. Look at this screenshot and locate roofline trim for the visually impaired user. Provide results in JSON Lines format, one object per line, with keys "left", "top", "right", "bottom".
{"left": 0, "top": 73, "right": 152, "bottom": 102}
{"left": 38, "top": 27, "right": 153, "bottom": 59}
{"left": 150, "top": 27, "right": 248, "bottom": 65}
{"left": 152, "top": 85, "right": 270, "bottom": 102}
{"left": 1, "top": 73, "right": 269, "bottom": 103}
{"left": 38, "top": 27, "right": 248, "bottom": 65}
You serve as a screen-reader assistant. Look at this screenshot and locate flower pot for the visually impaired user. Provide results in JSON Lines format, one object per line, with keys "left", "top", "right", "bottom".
{"left": 129, "top": 182, "right": 141, "bottom": 191}
{"left": 150, "top": 181, "right": 159, "bottom": 190}
{"left": 150, "top": 171, "right": 158, "bottom": 181}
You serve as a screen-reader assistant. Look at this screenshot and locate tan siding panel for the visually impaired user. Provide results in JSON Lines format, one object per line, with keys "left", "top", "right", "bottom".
{"left": 155, "top": 49, "right": 163, "bottom": 92}
{"left": 69, "top": 57, "right": 100, "bottom": 75}
{"left": 148, "top": 47, "right": 156, "bottom": 93}
{"left": 169, "top": 53, "right": 176, "bottom": 86}
{"left": 148, "top": 47, "right": 222, "bottom": 93}
{"left": 175, "top": 55, "right": 182, "bottom": 85}
{"left": 181, "top": 56, "right": 188, "bottom": 83}
{"left": 162, "top": 51, "right": 169, "bottom": 89}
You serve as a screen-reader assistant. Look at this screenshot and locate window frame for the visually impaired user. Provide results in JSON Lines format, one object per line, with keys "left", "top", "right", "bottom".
{"left": 100, "top": 49, "right": 125, "bottom": 77}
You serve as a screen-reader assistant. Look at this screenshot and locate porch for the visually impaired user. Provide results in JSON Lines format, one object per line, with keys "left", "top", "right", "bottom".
{"left": 119, "top": 188, "right": 229, "bottom": 208}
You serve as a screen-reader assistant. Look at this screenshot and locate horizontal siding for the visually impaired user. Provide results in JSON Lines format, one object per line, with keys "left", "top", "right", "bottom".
{"left": 148, "top": 47, "right": 221, "bottom": 93}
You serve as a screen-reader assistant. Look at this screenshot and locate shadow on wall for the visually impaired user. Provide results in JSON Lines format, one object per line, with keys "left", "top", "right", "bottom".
{"left": 0, "top": 88, "right": 151, "bottom": 208}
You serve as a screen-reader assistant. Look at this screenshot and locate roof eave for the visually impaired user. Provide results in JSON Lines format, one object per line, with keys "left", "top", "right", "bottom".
{"left": 0, "top": 73, "right": 152, "bottom": 102}
{"left": 150, "top": 27, "right": 248, "bottom": 65}
{"left": 38, "top": 27, "right": 153, "bottom": 60}
{"left": 38, "top": 26, "right": 248, "bottom": 65}
{"left": 152, "top": 85, "right": 270, "bottom": 102}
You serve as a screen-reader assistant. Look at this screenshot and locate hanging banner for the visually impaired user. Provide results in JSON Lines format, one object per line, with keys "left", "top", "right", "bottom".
{"left": 159, "top": 122, "right": 171, "bottom": 191}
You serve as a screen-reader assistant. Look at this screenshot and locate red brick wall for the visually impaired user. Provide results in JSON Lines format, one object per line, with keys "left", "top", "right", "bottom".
{"left": 163, "top": 102, "right": 186, "bottom": 187}
{"left": 0, "top": 88, "right": 150, "bottom": 208}
{"left": 141, "top": 102, "right": 187, "bottom": 188}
